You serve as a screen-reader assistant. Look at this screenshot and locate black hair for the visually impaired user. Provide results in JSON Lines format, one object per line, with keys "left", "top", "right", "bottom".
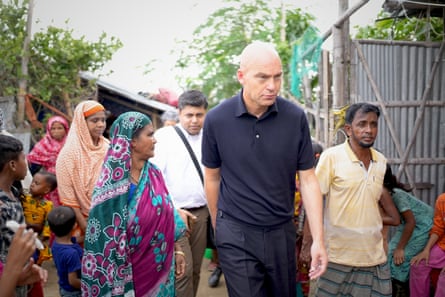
{"left": 0, "top": 135, "right": 24, "bottom": 172}
{"left": 345, "top": 103, "right": 381, "bottom": 124}
{"left": 383, "top": 164, "right": 412, "bottom": 193}
{"left": 312, "top": 140, "right": 324, "bottom": 167}
{"left": 36, "top": 170, "right": 57, "bottom": 192}
{"left": 47, "top": 206, "right": 76, "bottom": 237}
{"left": 177, "top": 90, "right": 208, "bottom": 110}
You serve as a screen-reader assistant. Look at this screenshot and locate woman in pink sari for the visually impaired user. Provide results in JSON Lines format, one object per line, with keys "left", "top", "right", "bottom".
{"left": 28, "top": 115, "right": 69, "bottom": 174}
{"left": 27, "top": 115, "right": 69, "bottom": 206}
{"left": 82, "top": 111, "right": 186, "bottom": 296}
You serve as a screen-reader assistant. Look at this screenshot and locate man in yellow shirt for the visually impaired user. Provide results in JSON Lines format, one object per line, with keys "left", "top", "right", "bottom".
{"left": 315, "top": 103, "right": 391, "bottom": 296}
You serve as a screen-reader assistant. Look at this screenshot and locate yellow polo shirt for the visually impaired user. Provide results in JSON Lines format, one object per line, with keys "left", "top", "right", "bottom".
{"left": 316, "top": 141, "right": 387, "bottom": 266}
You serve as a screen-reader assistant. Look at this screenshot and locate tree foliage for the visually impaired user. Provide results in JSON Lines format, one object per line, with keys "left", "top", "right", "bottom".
{"left": 29, "top": 26, "right": 122, "bottom": 103}
{"left": 0, "top": 0, "right": 122, "bottom": 117}
{"left": 354, "top": 11, "right": 444, "bottom": 41}
{"left": 0, "top": 0, "right": 28, "bottom": 95}
{"left": 174, "top": 0, "right": 314, "bottom": 106}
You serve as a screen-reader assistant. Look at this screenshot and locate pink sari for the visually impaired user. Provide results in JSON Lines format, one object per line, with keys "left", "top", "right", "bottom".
{"left": 27, "top": 116, "right": 69, "bottom": 206}
{"left": 27, "top": 116, "right": 69, "bottom": 174}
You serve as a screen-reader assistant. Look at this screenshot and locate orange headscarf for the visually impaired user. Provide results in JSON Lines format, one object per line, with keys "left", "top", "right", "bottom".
{"left": 56, "top": 101, "right": 109, "bottom": 217}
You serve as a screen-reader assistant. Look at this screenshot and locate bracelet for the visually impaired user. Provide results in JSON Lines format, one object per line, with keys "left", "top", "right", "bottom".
{"left": 175, "top": 251, "right": 186, "bottom": 257}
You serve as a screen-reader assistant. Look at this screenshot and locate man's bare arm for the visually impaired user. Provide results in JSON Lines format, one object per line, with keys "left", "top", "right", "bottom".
{"left": 298, "top": 168, "right": 327, "bottom": 279}
{"left": 204, "top": 166, "right": 221, "bottom": 228}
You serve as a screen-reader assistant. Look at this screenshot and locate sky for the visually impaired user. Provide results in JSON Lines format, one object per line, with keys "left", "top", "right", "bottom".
{"left": 32, "top": 0, "right": 384, "bottom": 94}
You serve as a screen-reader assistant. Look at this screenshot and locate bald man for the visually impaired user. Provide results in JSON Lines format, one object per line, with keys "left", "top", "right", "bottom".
{"left": 202, "top": 41, "right": 327, "bottom": 297}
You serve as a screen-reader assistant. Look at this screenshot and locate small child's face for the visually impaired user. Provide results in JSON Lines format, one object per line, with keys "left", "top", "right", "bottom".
{"left": 50, "top": 122, "right": 67, "bottom": 141}
{"left": 30, "top": 173, "right": 50, "bottom": 197}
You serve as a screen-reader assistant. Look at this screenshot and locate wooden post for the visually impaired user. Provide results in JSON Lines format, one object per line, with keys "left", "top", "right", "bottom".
{"left": 17, "top": 0, "right": 33, "bottom": 127}
{"left": 322, "top": 50, "right": 332, "bottom": 146}
{"left": 332, "top": 0, "right": 349, "bottom": 144}
{"left": 280, "top": 1, "right": 286, "bottom": 94}
{"left": 332, "top": 0, "right": 348, "bottom": 110}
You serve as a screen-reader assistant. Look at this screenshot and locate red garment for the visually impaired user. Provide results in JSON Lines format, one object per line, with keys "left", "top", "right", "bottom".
{"left": 27, "top": 280, "right": 44, "bottom": 297}
{"left": 27, "top": 116, "right": 69, "bottom": 173}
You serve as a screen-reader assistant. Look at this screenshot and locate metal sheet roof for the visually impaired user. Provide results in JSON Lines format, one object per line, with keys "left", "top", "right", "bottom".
{"left": 79, "top": 72, "right": 176, "bottom": 113}
{"left": 383, "top": 0, "right": 445, "bottom": 17}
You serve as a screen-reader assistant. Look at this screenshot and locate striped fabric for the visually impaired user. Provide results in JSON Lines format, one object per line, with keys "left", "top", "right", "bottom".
{"left": 315, "top": 262, "right": 392, "bottom": 296}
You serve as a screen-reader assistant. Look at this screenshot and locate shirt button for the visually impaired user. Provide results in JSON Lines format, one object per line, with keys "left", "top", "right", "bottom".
{"left": 256, "top": 134, "right": 260, "bottom": 138}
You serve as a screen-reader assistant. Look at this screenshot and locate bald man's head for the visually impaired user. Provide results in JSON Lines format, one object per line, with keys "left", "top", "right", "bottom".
{"left": 236, "top": 41, "right": 283, "bottom": 117}
{"left": 239, "top": 41, "right": 281, "bottom": 72}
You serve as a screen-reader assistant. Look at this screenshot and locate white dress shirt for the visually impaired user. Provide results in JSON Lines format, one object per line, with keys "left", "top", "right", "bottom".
{"left": 151, "top": 125, "right": 207, "bottom": 209}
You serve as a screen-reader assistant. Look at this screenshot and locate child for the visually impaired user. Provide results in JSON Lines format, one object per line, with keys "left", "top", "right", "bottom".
{"left": 383, "top": 165, "right": 434, "bottom": 295}
{"left": 48, "top": 206, "right": 82, "bottom": 297}
{"left": 410, "top": 192, "right": 445, "bottom": 296}
{"left": 21, "top": 170, "right": 56, "bottom": 264}
{"left": 0, "top": 134, "right": 33, "bottom": 297}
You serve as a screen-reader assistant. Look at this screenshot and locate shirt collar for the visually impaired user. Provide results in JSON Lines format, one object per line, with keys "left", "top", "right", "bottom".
{"left": 175, "top": 123, "right": 202, "bottom": 139}
{"left": 234, "top": 89, "right": 279, "bottom": 119}
{"left": 344, "top": 140, "right": 377, "bottom": 162}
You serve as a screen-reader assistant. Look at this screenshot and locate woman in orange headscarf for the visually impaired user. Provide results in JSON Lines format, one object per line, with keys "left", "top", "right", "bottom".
{"left": 56, "top": 101, "right": 109, "bottom": 242}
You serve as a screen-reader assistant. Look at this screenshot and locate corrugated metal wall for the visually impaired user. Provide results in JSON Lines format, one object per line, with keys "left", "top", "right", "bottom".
{"left": 350, "top": 39, "right": 445, "bottom": 206}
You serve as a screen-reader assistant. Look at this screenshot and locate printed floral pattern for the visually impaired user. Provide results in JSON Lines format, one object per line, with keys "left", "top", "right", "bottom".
{"left": 82, "top": 112, "right": 185, "bottom": 297}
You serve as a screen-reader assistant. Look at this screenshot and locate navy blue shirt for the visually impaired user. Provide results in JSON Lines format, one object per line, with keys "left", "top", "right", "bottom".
{"left": 52, "top": 238, "right": 83, "bottom": 292}
{"left": 202, "top": 91, "right": 314, "bottom": 227}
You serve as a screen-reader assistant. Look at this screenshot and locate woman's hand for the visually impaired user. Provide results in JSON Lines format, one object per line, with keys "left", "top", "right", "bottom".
{"left": 174, "top": 251, "right": 186, "bottom": 279}
{"left": 411, "top": 249, "right": 430, "bottom": 266}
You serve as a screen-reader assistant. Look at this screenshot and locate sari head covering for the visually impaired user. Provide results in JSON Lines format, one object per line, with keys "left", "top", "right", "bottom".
{"left": 27, "top": 115, "right": 69, "bottom": 173}
{"left": 56, "top": 100, "right": 109, "bottom": 217}
{"left": 82, "top": 111, "right": 185, "bottom": 297}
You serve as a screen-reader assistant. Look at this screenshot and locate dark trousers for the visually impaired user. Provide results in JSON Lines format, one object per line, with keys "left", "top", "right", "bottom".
{"left": 215, "top": 210, "right": 296, "bottom": 297}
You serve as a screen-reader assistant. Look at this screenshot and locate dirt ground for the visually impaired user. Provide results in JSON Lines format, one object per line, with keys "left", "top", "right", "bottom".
{"left": 42, "top": 257, "right": 228, "bottom": 297}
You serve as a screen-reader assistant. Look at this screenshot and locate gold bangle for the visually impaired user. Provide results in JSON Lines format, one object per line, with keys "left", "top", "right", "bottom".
{"left": 175, "top": 251, "right": 186, "bottom": 257}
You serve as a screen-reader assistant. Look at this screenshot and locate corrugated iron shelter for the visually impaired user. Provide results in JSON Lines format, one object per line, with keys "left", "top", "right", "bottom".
{"left": 350, "top": 39, "right": 445, "bottom": 206}
{"left": 80, "top": 72, "right": 176, "bottom": 130}
{"left": 304, "top": 0, "right": 445, "bottom": 206}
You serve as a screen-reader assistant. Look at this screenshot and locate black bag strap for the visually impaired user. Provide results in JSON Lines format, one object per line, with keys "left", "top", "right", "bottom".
{"left": 173, "top": 126, "right": 204, "bottom": 184}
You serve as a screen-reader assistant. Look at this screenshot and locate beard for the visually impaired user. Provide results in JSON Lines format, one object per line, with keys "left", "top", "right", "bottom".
{"left": 358, "top": 140, "right": 374, "bottom": 148}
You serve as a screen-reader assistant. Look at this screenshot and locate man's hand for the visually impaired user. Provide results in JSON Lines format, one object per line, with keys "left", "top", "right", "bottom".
{"left": 308, "top": 239, "right": 328, "bottom": 280}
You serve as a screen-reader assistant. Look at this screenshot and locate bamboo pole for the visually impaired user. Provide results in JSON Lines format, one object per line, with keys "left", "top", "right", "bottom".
{"left": 17, "top": 0, "right": 34, "bottom": 127}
